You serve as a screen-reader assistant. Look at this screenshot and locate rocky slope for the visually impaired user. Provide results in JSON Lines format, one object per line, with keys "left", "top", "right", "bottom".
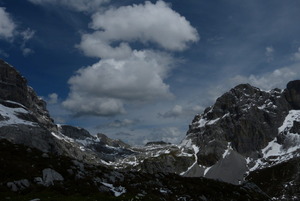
{"left": 1, "top": 59, "right": 300, "bottom": 200}
{"left": 0, "top": 139, "right": 269, "bottom": 201}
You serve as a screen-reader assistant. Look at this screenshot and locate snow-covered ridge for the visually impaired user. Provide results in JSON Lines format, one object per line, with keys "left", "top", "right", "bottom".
{"left": 111, "top": 143, "right": 192, "bottom": 169}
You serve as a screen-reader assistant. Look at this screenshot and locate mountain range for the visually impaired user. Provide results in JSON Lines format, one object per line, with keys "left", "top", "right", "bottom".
{"left": 0, "top": 59, "right": 300, "bottom": 200}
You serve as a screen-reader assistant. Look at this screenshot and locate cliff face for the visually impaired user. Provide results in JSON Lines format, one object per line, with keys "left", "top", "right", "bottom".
{"left": 186, "top": 84, "right": 290, "bottom": 164}
{"left": 0, "top": 59, "right": 54, "bottom": 130}
{"left": 286, "top": 80, "right": 300, "bottom": 109}
{"left": 0, "top": 60, "right": 28, "bottom": 106}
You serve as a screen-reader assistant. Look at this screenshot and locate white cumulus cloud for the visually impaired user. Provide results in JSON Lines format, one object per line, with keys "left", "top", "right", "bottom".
{"left": 27, "top": 0, "right": 109, "bottom": 12}
{"left": 78, "top": 33, "right": 132, "bottom": 59}
{"left": 0, "top": 7, "right": 16, "bottom": 39}
{"left": 63, "top": 50, "right": 174, "bottom": 116}
{"left": 86, "top": 1, "right": 199, "bottom": 52}
{"left": 63, "top": 1, "right": 199, "bottom": 117}
{"left": 63, "top": 93, "right": 125, "bottom": 116}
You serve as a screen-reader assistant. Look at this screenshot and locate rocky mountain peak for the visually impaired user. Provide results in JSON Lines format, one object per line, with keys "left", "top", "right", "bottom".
{"left": 187, "top": 83, "right": 291, "bottom": 155}
{"left": 0, "top": 59, "right": 54, "bottom": 130}
{"left": 182, "top": 81, "right": 300, "bottom": 184}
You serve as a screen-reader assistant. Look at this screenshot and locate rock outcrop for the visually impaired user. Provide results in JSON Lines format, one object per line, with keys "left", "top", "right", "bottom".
{"left": 285, "top": 80, "right": 300, "bottom": 109}
{"left": 60, "top": 125, "right": 92, "bottom": 140}
{"left": 0, "top": 60, "right": 104, "bottom": 163}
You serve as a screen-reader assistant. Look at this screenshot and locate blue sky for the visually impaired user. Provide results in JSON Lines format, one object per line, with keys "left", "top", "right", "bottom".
{"left": 1, "top": 0, "right": 300, "bottom": 145}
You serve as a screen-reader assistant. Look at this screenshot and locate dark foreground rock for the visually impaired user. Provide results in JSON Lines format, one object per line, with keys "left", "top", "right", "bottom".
{"left": 0, "top": 139, "right": 270, "bottom": 201}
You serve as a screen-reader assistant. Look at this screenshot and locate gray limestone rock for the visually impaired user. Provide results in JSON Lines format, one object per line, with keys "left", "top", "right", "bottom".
{"left": 7, "top": 179, "right": 30, "bottom": 191}
{"left": 140, "top": 154, "right": 194, "bottom": 175}
{"left": 205, "top": 151, "right": 247, "bottom": 185}
{"left": 34, "top": 177, "right": 44, "bottom": 185}
{"left": 0, "top": 125, "right": 57, "bottom": 153}
{"left": 60, "top": 125, "right": 93, "bottom": 140}
{"left": 42, "top": 168, "right": 64, "bottom": 186}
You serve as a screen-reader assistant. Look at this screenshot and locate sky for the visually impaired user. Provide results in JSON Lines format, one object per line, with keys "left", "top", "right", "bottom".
{"left": 1, "top": 0, "right": 300, "bottom": 145}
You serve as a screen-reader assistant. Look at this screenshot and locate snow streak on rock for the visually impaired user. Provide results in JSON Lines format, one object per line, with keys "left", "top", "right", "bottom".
{"left": 0, "top": 102, "right": 36, "bottom": 127}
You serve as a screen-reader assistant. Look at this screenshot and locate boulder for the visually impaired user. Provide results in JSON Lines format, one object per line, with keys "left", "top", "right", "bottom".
{"left": 7, "top": 179, "right": 30, "bottom": 191}
{"left": 42, "top": 168, "right": 64, "bottom": 186}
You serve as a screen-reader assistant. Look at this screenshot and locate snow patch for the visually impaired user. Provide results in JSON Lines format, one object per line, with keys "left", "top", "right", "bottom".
{"left": 198, "top": 113, "right": 229, "bottom": 128}
{"left": 0, "top": 104, "right": 36, "bottom": 127}
{"left": 278, "top": 110, "right": 300, "bottom": 133}
{"left": 101, "top": 182, "right": 126, "bottom": 197}
{"left": 159, "top": 188, "right": 169, "bottom": 194}
{"left": 180, "top": 145, "right": 200, "bottom": 175}
{"left": 248, "top": 110, "right": 300, "bottom": 172}
{"left": 76, "top": 137, "right": 100, "bottom": 146}
{"left": 204, "top": 166, "right": 212, "bottom": 176}
{"left": 262, "top": 138, "right": 282, "bottom": 158}
{"left": 180, "top": 139, "right": 192, "bottom": 147}
{"left": 222, "top": 142, "right": 232, "bottom": 159}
